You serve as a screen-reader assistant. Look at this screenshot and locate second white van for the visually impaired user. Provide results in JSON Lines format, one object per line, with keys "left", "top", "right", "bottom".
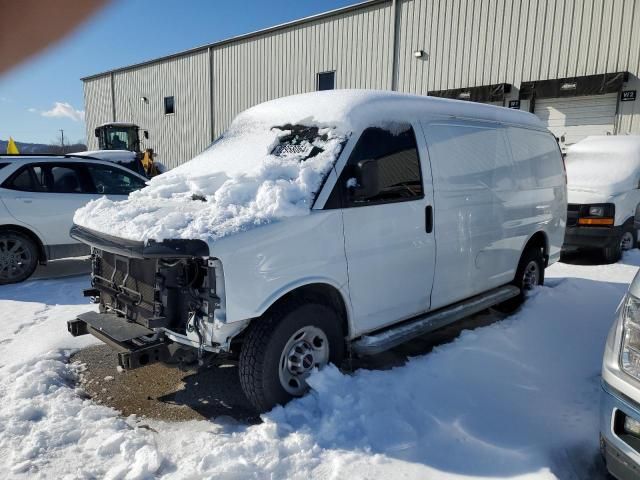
{"left": 67, "top": 90, "right": 567, "bottom": 411}
{"left": 563, "top": 136, "right": 640, "bottom": 263}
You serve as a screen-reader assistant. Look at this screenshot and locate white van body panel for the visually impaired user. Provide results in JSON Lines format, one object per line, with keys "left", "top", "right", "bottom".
{"left": 422, "top": 119, "right": 566, "bottom": 309}
{"left": 208, "top": 209, "right": 352, "bottom": 334}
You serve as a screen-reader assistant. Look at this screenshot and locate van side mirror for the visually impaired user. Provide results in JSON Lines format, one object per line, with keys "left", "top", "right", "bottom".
{"left": 94, "top": 128, "right": 100, "bottom": 138}
{"left": 144, "top": 130, "right": 149, "bottom": 139}
{"left": 350, "top": 159, "right": 381, "bottom": 200}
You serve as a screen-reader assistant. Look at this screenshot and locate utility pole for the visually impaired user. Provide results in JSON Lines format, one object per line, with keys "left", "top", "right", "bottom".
{"left": 59, "top": 129, "right": 65, "bottom": 154}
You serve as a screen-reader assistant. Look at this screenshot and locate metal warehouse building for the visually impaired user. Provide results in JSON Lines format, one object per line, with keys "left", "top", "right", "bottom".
{"left": 83, "top": 0, "right": 640, "bottom": 168}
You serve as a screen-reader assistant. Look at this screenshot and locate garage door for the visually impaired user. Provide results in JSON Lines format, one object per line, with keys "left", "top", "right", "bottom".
{"left": 534, "top": 93, "right": 618, "bottom": 150}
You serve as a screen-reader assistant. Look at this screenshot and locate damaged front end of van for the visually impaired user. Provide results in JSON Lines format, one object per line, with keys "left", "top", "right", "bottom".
{"left": 67, "top": 225, "right": 245, "bottom": 369}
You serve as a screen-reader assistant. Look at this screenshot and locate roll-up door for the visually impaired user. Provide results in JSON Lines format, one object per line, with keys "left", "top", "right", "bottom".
{"left": 534, "top": 93, "right": 618, "bottom": 151}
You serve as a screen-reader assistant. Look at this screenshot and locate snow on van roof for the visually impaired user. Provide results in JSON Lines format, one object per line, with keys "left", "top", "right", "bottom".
{"left": 74, "top": 90, "right": 544, "bottom": 244}
{"left": 237, "top": 89, "right": 545, "bottom": 131}
{"left": 565, "top": 135, "right": 640, "bottom": 196}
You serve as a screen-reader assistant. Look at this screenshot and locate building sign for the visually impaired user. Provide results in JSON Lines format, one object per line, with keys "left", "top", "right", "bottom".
{"left": 622, "top": 90, "right": 637, "bottom": 102}
{"left": 508, "top": 100, "right": 520, "bottom": 109}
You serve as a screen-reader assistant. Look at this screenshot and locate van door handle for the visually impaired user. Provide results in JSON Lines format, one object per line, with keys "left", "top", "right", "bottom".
{"left": 16, "top": 197, "right": 33, "bottom": 203}
{"left": 425, "top": 205, "right": 433, "bottom": 233}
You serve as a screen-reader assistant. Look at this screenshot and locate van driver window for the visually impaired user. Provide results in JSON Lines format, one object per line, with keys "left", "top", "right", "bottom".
{"left": 345, "top": 126, "right": 423, "bottom": 206}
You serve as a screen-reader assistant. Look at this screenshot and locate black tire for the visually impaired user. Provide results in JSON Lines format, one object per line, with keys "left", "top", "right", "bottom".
{"left": 0, "top": 231, "right": 39, "bottom": 285}
{"left": 239, "top": 297, "right": 345, "bottom": 412}
{"left": 602, "top": 241, "right": 623, "bottom": 265}
{"left": 494, "top": 246, "right": 545, "bottom": 313}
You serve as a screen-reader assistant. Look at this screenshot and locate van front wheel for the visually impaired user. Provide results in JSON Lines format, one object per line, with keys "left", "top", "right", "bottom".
{"left": 239, "top": 299, "right": 345, "bottom": 412}
{"left": 494, "top": 247, "right": 544, "bottom": 313}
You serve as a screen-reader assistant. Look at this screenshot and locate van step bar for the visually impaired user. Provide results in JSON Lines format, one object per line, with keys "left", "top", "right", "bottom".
{"left": 352, "top": 285, "right": 520, "bottom": 356}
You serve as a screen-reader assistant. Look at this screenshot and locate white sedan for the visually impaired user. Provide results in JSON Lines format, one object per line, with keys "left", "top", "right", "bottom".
{"left": 0, "top": 154, "right": 148, "bottom": 284}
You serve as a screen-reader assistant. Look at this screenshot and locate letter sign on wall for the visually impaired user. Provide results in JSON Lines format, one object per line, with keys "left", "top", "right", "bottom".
{"left": 508, "top": 100, "right": 521, "bottom": 109}
{"left": 621, "top": 90, "right": 637, "bottom": 102}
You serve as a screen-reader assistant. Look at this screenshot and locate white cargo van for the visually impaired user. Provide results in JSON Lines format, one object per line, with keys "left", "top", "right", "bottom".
{"left": 67, "top": 91, "right": 566, "bottom": 411}
{"left": 563, "top": 136, "right": 640, "bottom": 263}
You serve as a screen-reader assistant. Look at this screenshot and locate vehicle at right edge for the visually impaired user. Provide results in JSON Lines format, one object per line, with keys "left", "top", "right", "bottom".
{"left": 563, "top": 136, "right": 640, "bottom": 263}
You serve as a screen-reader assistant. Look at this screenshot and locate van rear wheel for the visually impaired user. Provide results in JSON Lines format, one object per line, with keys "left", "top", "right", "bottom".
{"left": 603, "top": 223, "right": 636, "bottom": 263}
{"left": 239, "top": 298, "right": 345, "bottom": 412}
{"left": 494, "top": 246, "right": 544, "bottom": 313}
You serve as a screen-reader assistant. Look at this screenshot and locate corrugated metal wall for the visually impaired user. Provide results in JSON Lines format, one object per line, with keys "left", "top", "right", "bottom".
{"left": 111, "top": 50, "right": 211, "bottom": 169}
{"left": 83, "top": 76, "right": 113, "bottom": 150}
{"left": 211, "top": 1, "right": 394, "bottom": 136}
{"left": 84, "top": 0, "right": 640, "bottom": 165}
{"left": 395, "top": 0, "right": 640, "bottom": 92}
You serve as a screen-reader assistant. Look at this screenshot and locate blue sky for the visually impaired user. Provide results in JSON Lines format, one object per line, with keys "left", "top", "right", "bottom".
{"left": 0, "top": 0, "right": 356, "bottom": 145}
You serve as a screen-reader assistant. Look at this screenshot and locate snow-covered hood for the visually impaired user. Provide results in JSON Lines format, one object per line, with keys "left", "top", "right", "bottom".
{"left": 566, "top": 186, "right": 612, "bottom": 205}
{"left": 565, "top": 135, "right": 640, "bottom": 197}
{"left": 74, "top": 112, "right": 346, "bottom": 243}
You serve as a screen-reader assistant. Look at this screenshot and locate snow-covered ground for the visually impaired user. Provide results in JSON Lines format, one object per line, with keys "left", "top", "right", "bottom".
{"left": 1, "top": 253, "right": 638, "bottom": 479}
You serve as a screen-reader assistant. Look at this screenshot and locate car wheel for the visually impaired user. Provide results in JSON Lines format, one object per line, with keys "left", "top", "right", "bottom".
{"left": 239, "top": 298, "right": 345, "bottom": 412}
{"left": 494, "top": 246, "right": 545, "bottom": 313}
{"left": 0, "top": 231, "right": 39, "bottom": 285}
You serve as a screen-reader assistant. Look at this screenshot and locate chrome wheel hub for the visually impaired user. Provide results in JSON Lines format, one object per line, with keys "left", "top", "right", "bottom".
{"left": 0, "top": 237, "right": 31, "bottom": 281}
{"left": 621, "top": 231, "right": 635, "bottom": 251}
{"left": 522, "top": 260, "right": 540, "bottom": 291}
{"left": 279, "top": 326, "right": 329, "bottom": 396}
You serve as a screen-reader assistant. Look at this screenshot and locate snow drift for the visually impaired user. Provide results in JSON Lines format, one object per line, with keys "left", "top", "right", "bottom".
{"left": 565, "top": 135, "right": 640, "bottom": 196}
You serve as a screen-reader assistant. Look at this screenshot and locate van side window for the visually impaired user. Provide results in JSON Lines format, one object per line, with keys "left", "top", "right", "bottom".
{"left": 343, "top": 126, "right": 423, "bottom": 206}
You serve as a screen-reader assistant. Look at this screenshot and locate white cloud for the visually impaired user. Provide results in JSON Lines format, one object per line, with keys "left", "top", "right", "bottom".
{"left": 27, "top": 107, "right": 37, "bottom": 113}
{"left": 41, "top": 102, "right": 85, "bottom": 122}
